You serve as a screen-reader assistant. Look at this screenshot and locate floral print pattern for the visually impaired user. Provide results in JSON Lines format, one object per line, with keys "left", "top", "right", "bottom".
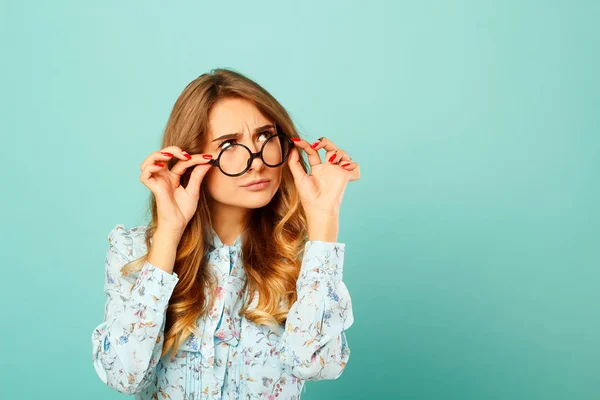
{"left": 91, "top": 224, "right": 354, "bottom": 399}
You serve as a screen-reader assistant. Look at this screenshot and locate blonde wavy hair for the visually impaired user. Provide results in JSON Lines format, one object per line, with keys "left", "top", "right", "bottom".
{"left": 119, "top": 68, "right": 310, "bottom": 362}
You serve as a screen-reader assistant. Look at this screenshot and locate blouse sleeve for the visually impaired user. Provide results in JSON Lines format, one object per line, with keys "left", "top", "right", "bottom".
{"left": 90, "top": 224, "right": 179, "bottom": 395}
{"left": 277, "top": 240, "right": 354, "bottom": 381}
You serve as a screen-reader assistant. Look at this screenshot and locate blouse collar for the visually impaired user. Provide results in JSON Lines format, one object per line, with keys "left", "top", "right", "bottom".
{"left": 210, "top": 227, "right": 243, "bottom": 250}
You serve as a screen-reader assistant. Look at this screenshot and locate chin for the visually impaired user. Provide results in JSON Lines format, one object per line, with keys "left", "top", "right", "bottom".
{"left": 239, "top": 195, "right": 275, "bottom": 209}
{"left": 237, "top": 188, "right": 278, "bottom": 209}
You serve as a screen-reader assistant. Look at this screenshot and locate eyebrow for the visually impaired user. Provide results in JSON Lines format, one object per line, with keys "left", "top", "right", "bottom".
{"left": 211, "top": 124, "right": 275, "bottom": 143}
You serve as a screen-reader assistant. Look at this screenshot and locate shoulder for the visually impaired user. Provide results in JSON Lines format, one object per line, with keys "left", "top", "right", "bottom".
{"left": 105, "top": 223, "right": 150, "bottom": 287}
{"left": 107, "top": 223, "right": 151, "bottom": 260}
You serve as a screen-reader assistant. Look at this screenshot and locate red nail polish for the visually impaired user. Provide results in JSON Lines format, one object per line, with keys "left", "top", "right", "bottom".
{"left": 161, "top": 152, "right": 173, "bottom": 157}
{"left": 328, "top": 154, "right": 337, "bottom": 163}
{"left": 311, "top": 141, "right": 320, "bottom": 149}
{"left": 342, "top": 163, "right": 351, "bottom": 167}
{"left": 203, "top": 154, "right": 213, "bottom": 159}
{"left": 182, "top": 151, "right": 191, "bottom": 160}
{"left": 291, "top": 138, "right": 301, "bottom": 142}
{"left": 154, "top": 162, "right": 164, "bottom": 167}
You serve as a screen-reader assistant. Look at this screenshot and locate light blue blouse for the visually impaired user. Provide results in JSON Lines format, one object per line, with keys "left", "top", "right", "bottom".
{"left": 91, "top": 224, "right": 354, "bottom": 399}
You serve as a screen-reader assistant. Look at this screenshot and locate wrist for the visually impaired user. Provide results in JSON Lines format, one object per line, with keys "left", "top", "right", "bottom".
{"left": 307, "top": 213, "right": 339, "bottom": 242}
{"left": 153, "top": 227, "right": 183, "bottom": 248}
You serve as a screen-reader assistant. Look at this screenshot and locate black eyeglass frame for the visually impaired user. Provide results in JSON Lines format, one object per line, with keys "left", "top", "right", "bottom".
{"left": 207, "top": 125, "right": 295, "bottom": 177}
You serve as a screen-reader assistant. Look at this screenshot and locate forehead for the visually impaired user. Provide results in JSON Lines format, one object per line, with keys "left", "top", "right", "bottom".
{"left": 208, "top": 98, "right": 272, "bottom": 138}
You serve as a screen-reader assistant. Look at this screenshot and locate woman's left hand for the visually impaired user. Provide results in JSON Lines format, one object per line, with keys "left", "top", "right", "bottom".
{"left": 286, "top": 136, "right": 360, "bottom": 221}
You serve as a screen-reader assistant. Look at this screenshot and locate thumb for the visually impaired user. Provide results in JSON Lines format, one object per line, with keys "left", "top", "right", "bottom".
{"left": 287, "top": 147, "right": 308, "bottom": 184}
{"left": 186, "top": 163, "right": 212, "bottom": 199}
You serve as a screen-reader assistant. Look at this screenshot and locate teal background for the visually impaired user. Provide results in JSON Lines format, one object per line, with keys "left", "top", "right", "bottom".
{"left": 2, "top": 1, "right": 598, "bottom": 399}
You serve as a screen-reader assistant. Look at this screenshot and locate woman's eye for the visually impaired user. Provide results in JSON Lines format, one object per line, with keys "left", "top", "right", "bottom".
{"left": 219, "top": 139, "right": 235, "bottom": 150}
{"left": 259, "top": 131, "right": 276, "bottom": 142}
{"left": 219, "top": 131, "right": 274, "bottom": 150}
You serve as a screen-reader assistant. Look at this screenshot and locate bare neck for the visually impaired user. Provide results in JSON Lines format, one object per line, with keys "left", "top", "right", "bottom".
{"left": 208, "top": 200, "right": 252, "bottom": 246}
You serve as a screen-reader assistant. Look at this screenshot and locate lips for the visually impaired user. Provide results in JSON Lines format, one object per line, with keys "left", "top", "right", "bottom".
{"left": 241, "top": 179, "right": 270, "bottom": 187}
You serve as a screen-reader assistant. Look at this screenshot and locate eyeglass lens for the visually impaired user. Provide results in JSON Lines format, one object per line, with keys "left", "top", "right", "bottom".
{"left": 219, "top": 134, "right": 292, "bottom": 175}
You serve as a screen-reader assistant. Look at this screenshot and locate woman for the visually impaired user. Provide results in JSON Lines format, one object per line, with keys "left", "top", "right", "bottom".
{"left": 91, "top": 68, "right": 360, "bottom": 399}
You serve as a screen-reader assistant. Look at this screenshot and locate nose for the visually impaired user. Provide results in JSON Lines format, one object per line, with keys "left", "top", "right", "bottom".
{"left": 247, "top": 148, "right": 265, "bottom": 173}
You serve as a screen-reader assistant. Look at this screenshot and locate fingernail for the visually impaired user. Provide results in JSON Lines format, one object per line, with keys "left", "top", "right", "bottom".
{"left": 181, "top": 151, "right": 191, "bottom": 160}
{"left": 154, "top": 162, "right": 164, "bottom": 167}
{"left": 311, "top": 140, "right": 320, "bottom": 149}
{"left": 328, "top": 154, "right": 337, "bottom": 163}
{"left": 342, "top": 163, "right": 351, "bottom": 167}
{"left": 202, "top": 154, "right": 213, "bottom": 159}
{"left": 161, "top": 152, "right": 173, "bottom": 157}
{"left": 291, "top": 137, "right": 301, "bottom": 142}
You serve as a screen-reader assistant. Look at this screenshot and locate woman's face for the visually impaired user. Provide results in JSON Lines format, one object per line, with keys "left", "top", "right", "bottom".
{"left": 202, "top": 97, "right": 283, "bottom": 210}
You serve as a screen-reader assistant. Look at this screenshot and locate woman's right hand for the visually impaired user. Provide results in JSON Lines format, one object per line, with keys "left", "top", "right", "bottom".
{"left": 139, "top": 146, "right": 214, "bottom": 235}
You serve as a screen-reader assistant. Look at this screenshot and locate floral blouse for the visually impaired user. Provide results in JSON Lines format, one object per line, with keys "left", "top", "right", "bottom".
{"left": 91, "top": 224, "right": 354, "bottom": 399}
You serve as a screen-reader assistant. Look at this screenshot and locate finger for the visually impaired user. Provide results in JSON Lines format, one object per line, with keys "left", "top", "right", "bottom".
{"left": 139, "top": 163, "right": 166, "bottom": 188}
{"left": 160, "top": 146, "right": 193, "bottom": 161}
{"left": 340, "top": 160, "right": 357, "bottom": 169}
{"left": 311, "top": 136, "right": 339, "bottom": 153}
{"left": 140, "top": 152, "right": 175, "bottom": 171}
{"left": 342, "top": 162, "right": 360, "bottom": 181}
{"left": 170, "top": 153, "right": 214, "bottom": 176}
{"left": 140, "top": 146, "right": 193, "bottom": 171}
{"left": 184, "top": 162, "right": 212, "bottom": 200}
{"left": 325, "top": 149, "right": 351, "bottom": 164}
{"left": 286, "top": 147, "right": 309, "bottom": 183}
{"left": 290, "top": 137, "right": 322, "bottom": 166}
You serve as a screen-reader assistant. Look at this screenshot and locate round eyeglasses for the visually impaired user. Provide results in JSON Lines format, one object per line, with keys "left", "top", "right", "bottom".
{"left": 207, "top": 125, "right": 295, "bottom": 177}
